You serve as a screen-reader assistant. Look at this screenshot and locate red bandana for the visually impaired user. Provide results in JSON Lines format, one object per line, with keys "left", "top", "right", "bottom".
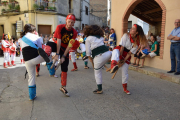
{"left": 66, "top": 15, "right": 76, "bottom": 22}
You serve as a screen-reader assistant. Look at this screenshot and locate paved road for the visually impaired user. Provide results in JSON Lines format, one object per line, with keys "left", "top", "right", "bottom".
{"left": 0, "top": 57, "right": 180, "bottom": 120}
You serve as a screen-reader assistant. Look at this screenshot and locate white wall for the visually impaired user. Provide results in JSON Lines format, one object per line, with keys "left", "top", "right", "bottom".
{"left": 107, "top": 0, "right": 111, "bottom": 27}
{"left": 128, "top": 14, "right": 149, "bottom": 35}
{"left": 81, "top": 0, "right": 90, "bottom": 30}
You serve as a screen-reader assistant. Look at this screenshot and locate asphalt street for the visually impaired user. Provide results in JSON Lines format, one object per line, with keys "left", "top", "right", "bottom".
{"left": 0, "top": 57, "right": 180, "bottom": 120}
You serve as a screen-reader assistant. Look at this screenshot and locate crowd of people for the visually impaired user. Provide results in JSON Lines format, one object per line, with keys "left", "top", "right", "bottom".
{"left": 0, "top": 13, "right": 179, "bottom": 101}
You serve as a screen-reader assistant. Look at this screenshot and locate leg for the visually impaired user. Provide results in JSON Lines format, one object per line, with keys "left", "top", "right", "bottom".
{"left": 11, "top": 54, "right": 16, "bottom": 66}
{"left": 60, "top": 54, "right": 70, "bottom": 97}
{"left": 3, "top": 52, "right": 8, "bottom": 68}
{"left": 25, "top": 55, "right": 44, "bottom": 100}
{"left": 110, "top": 49, "right": 120, "bottom": 73}
{"left": 70, "top": 52, "right": 78, "bottom": 71}
{"left": 134, "top": 58, "right": 140, "bottom": 67}
{"left": 7, "top": 53, "right": 12, "bottom": 67}
{"left": 174, "top": 44, "right": 180, "bottom": 73}
{"left": 170, "top": 44, "right": 176, "bottom": 71}
{"left": 122, "top": 63, "right": 130, "bottom": 95}
{"left": 133, "top": 57, "right": 137, "bottom": 65}
{"left": 139, "top": 58, "right": 145, "bottom": 68}
{"left": 36, "top": 64, "right": 40, "bottom": 77}
{"left": 93, "top": 51, "right": 112, "bottom": 94}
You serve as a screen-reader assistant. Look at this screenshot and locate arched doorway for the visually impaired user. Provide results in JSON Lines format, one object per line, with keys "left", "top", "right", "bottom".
{"left": 122, "top": 0, "right": 166, "bottom": 59}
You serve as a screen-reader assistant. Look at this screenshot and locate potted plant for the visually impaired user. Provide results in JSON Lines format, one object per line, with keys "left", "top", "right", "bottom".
{"left": 53, "top": 7, "right": 56, "bottom": 11}
{"left": 1, "top": 9, "right": 6, "bottom": 13}
{"left": 15, "top": 5, "right": 20, "bottom": 12}
{"left": 45, "top": 6, "right": 48, "bottom": 10}
{"left": 8, "top": 4, "right": 13, "bottom": 10}
{"left": 39, "top": 5, "right": 44, "bottom": 10}
{"left": 33, "top": 4, "right": 39, "bottom": 10}
{"left": 1, "top": 1, "right": 8, "bottom": 6}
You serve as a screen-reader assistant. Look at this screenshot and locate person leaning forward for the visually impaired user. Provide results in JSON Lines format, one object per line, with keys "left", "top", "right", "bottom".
{"left": 167, "top": 19, "right": 180, "bottom": 75}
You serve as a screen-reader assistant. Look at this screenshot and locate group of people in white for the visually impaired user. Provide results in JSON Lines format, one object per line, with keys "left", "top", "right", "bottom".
{"left": 1, "top": 34, "right": 24, "bottom": 68}
{"left": 1, "top": 13, "right": 153, "bottom": 101}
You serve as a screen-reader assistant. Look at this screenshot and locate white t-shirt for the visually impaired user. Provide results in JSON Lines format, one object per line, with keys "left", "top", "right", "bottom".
{"left": 85, "top": 36, "right": 104, "bottom": 56}
{"left": 20, "top": 32, "right": 42, "bottom": 49}
{"left": 119, "top": 33, "right": 138, "bottom": 54}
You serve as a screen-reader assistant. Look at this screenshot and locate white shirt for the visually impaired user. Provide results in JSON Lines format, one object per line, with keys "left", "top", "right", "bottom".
{"left": 119, "top": 33, "right": 138, "bottom": 54}
{"left": 85, "top": 36, "right": 105, "bottom": 56}
{"left": 20, "top": 32, "right": 42, "bottom": 49}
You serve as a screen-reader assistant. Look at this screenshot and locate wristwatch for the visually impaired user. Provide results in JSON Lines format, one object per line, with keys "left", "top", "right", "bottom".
{"left": 56, "top": 53, "right": 60, "bottom": 55}
{"left": 62, "top": 55, "right": 66, "bottom": 58}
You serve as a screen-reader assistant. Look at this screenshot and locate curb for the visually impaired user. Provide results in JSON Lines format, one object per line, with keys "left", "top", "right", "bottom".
{"left": 129, "top": 66, "right": 180, "bottom": 85}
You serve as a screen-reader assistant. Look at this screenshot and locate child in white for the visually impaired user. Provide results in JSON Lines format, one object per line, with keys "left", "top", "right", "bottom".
{"left": 85, "top": 25, "right": 112, "bottom": 94}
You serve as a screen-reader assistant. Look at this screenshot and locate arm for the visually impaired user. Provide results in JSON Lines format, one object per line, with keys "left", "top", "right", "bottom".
{"left": 167, "top": 35, "right": 175, "bottom": 40}
{"left": 171, "top": 36, "right": 180, "bottom": 41}
{"left": 151, "top": 44, "right": 157, "bottom": 52}
{"left": 56, "top": 38, "right": 61, "bottom": 54}
{"left": 120, "top": 46, "right": 124, "bottom": 56}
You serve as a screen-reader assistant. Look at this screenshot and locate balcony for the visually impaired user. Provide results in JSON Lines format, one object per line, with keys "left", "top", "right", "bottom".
{"left": 33, "top": 0, "right": 57, "bottom": 14}
{"left": 1, "top": 1, "right": 20, "bottom": 15}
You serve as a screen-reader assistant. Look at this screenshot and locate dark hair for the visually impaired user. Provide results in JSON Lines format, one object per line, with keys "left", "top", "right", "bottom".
{"left": 83, "top": 25, "right": 104, "bottom": 37}
{"left": 21, "top": 24, "right": 36, "bottom": 37}
{"left": 151, "top": 35, "right": 157, "bottom": 41}
{"left": 110, "top": 28, "right": 115, "bottom": 34}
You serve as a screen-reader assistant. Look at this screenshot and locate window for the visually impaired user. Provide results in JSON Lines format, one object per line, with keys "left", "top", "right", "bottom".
{"left": 85, "top": 6, "right": 88, "bottom": 15}
{"left": 82, "top": 24, "right": 84, "bottom": 30}
{"left": 127, "top": 21, "right": 132, "bottom": 33}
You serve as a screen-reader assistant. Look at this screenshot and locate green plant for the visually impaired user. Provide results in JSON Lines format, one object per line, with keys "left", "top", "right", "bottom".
{"left": 1, "top": 9, "right": 6, "bottom": 13}
{"left": 8, "top": 4, "right": 14, "bottom": 10}
{"left": 1, "top": 1, "right": 8, "bottom": 6}
{"left": 33, "top": 4, "right": 39, "bottom": 10}
{"left": 39, "top": 5, "right": 44, "bottom": 10}
{"left": 52, "top": 0, "right": 56, "bottom": 2}
{"left": 15, "top": 5, "right": 20, "bottom": 11}
{"left": 53, "top": 7, "right": 56, "bottom": 11}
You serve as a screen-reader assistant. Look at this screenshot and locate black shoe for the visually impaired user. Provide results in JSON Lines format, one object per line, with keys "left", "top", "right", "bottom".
{"left": 60, "top": 87, "right": 70, "bottom": 97}
{"left": 38, "top": 48, "right": 50, "bottom": 63}
{"left": 174, "top": 72, "right": 180, "bottom": 75}
{"left": 93, "top": 89, "right": 103, "bottom": 94}
{"left": 82, "top": 56, "right": 88, "bottom": 61}
{"left": 167, "top": 70, "right": 175, "bottom": 73}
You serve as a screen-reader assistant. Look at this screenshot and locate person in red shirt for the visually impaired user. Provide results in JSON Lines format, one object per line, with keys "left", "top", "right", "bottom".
{"left": 45, "top": 13, "right": 77, "bottom": 97}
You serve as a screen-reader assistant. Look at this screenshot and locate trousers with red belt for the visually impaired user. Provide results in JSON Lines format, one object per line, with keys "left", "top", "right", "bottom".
{"left": 111, "top": 46, "right": 130, "bottom": 84}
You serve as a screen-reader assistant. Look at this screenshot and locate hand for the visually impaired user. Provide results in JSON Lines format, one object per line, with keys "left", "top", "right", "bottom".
{"left": 137, "top": 53, "right": 140, "bottom": 56}
{"left": 54, "top": 55, "right": 59, "bottom": 61}
{"left": 118, "top": 60, "right": 125, "bottom": 67}
{"left": 60, "top": 57, "right": 65, "bottom": 63}
{"left": 89, "top": 57, "right": 93, "bottom": 63}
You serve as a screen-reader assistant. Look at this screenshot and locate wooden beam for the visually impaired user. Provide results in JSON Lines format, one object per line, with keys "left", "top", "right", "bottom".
{"left": 151, "top": 18, "right": 162, "bottom": 22}
{"left": 131, "top": 11, "right": 156, "bottom": 26}
{"left": 142, "top": 8, "right": 162, "bottom": 15}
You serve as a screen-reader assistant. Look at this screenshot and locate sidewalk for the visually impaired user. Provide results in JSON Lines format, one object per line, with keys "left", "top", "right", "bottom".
{"left": 129, "top": 64, "right": 180, "bottom": 85}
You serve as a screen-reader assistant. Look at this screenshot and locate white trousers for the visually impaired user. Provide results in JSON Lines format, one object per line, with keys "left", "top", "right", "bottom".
{"left": 94, "top": 51, "right": 112, "bottom": 84}
{"left": 52, "top": 52, "right": 59, "bottom": 66}
{"left": 20, "top": 51, "right": 23, "bottom": 60}
{"left": 10, "top": 54, "right": 16, "bottom": 61}
{"left": 4, "top": 52, "right": 10, "bottom": 63}
{"left": 70, "top": 51, "right": 76, "bottom": 63}
{"left": 111, "top": 49, "right": 129, "bottom": 84}
{"left": 25, "top": 55, "right": 44, "bottom": 86}
{"left": 79, "top": 43, "right": 86, "bottom": 52}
